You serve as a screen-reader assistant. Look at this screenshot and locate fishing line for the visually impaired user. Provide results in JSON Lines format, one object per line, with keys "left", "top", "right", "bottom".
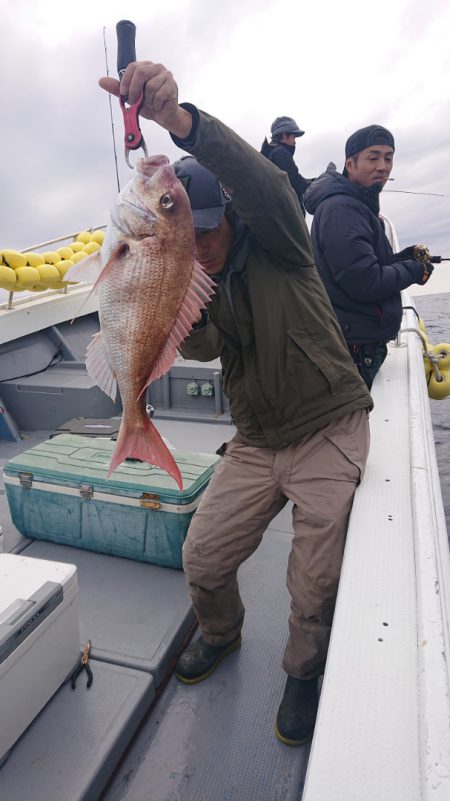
{"left": 385, "top": 190, "right": 450, "bottom": 198}
{"left": 103, "top": 27, "right": 121, "bottom": 193}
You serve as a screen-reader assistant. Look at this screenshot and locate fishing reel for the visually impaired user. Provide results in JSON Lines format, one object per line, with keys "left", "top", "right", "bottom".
{"left": 413, "top": 244, "right": 431, "bottom": 263}
{"left": 413, "top": 245, "right": 448, "bottom": 264}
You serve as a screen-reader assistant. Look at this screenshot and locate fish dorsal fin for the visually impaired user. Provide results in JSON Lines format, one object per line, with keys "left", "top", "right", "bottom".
{"left": 138, "top": 261, "right": 215, "bottom": 398}
{"left": 86, "top": 330, "right": 117, "bottom": 401}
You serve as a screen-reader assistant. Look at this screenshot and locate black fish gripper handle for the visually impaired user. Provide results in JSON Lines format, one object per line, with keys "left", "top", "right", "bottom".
{"left": 116, "top": 20, "right": 137, "bottom": 79}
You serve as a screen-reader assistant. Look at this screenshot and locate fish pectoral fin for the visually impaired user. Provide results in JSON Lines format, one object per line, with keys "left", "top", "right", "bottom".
{"left": 93, "top": 242, "right": 130, "bottom": 290}
{"left": 71, "top": 243, "right": 130, "bottom": 324}
{"left": 86, "top": 331, "right": 117, "bottom": 401}
{"left": 138, "top": 259, "right": 216, "bottom": 398}
{"left": 65, "top": 251, "right": 103, "bottom": 284}
{"left": 65, "top": 252, "right": 104, "bottom": 322}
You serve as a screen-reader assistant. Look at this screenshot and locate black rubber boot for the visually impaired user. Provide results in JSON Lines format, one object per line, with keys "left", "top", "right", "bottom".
{"left": 275, "top": 675, "right": 319, "bottom": 746}
{"left": 175, "top": 635, "right": 242, "bottom": 684}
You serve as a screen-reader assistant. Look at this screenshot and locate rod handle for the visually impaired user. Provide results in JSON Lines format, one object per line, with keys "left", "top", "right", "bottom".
{"left": 116, "top": 20, "right": 136, "bottom": 78}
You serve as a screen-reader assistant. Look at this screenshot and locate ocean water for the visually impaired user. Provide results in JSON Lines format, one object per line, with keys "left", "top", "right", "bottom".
{"left": 414, "top": 293, "right": 450, "bottom": 535}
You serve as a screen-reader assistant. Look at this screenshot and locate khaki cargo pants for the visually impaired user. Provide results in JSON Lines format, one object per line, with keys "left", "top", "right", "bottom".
{"left": 182, "top": 409, "right": 370, "bottom": 679}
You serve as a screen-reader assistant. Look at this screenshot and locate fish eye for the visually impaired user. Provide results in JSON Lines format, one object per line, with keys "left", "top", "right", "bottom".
{"left": 160, "top": 193, "right": 175, "bottom": 210}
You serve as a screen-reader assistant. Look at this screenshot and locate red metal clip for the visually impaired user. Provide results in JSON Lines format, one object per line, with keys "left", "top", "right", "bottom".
{"left": 120, "top": 90, "right": 148, "bottom": 168}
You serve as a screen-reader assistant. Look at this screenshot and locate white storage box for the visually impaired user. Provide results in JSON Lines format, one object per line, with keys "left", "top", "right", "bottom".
{"left": 0, "top": 553, "right": 80, "bottom": 763}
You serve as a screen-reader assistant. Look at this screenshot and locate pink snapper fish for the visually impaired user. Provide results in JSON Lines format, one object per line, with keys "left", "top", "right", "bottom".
{"left": 66, "top": 155, "right": 215, "bottom": 489}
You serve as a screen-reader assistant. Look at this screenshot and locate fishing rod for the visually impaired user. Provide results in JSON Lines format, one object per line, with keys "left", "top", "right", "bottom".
{"left": 381, "top": 179, "right": 450, "bottom": 198}
{"left": 414, "top": 246, "right": 450, "bottom": 264}
{"left": 419, "top": 256, "right": 450, "bottom": 264}
{"left": 103, "top": 27, "right": 121, "bottom": 193}
{"left": 383, "top": 183, "right": 450, "bottom": 260}
{"left": 385, "top": 189, "right": 450, "bottom": 198}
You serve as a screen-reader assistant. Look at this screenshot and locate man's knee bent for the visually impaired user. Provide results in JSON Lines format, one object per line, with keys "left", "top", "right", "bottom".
{"left": 182, "top": 536, "right": 234, "bottom": 590}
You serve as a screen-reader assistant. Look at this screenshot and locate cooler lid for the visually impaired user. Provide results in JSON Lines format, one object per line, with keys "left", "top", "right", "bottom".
{"left": 3, "top": 434, "right": 219, "bottom": 503}
{"left": 54, "top": 417, "right": 122, "bottom": 438}
{"left": 0, "top": 554, "right": 77, "bottom": 606}
{"left": 0, "top": 554, "right": 77, "bottom": 665}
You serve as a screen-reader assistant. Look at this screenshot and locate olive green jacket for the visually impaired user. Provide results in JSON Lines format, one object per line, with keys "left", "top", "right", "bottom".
{"left": 176, "top": 106, "right": 373, "bottom": 448}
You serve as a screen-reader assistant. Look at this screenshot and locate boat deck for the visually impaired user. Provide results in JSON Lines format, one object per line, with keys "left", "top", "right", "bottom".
{"left": 0, "top": 419, "right": 311, "bottom": 801}
{"left": 0, "top": 304, "right": 449, "bottom": 801}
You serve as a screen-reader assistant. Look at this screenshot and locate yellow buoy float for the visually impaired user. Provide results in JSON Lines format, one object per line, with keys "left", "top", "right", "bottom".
{"left": 14, "top": 265, "right": 41, "bottom": 290}
{"left": 0, "top": 264, "right": 17, "bottom": 290}
{"left": 428, "top": 369, "right": 450, "bottom": 400}
{"left": 25, "top": 252, "right": 45, "bottom": 267}
{"left": 76, "top": 230, "right": 93, "bottom": 244}
{"left": 91, "top": 229, "right": 105, "bottom": 245}
{"left": 419, "top": 314, "right": 448, "bottom": 399}
{"left": 0, "top": 228, "right": 105, "bottom": 292}
{"left": 71, "top": 250, "right": 88, "bottom": 263}
{"left": 1, "top": 250, "right": 27, "bottom": 269}
{"left": 57, "top": 246, "right": 75, "bottom": 261}
{"left": 82, "top": 241, "right": 101, "bottom": 255}
{"left": 55, "top": 259, "right": 75, "bottom": 280}
{"left": 36, "top": 264, "right": 61, "bottom": 286}
{"left": 429, "top": 343, "right": 450, "bottom": 371}
{"left": 69, "top": 241, "right": 85, "bottom": 253}
{"left": 41, "top": 251, "right": 61, "bottom": 265}
{"left": 422, "top": 331, "right": 450, "bottom": 401}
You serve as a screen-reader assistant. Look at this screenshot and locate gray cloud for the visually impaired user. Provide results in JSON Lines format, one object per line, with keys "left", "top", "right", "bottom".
{"left": 1, "top": 2, "right": 449, "bottom": 265}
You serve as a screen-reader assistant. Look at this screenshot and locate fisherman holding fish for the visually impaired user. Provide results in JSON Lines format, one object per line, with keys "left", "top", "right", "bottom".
{"left": 99, "top": 62, "right": 373, "bottom": 746}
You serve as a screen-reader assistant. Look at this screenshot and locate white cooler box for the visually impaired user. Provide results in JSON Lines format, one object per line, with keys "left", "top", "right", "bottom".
{"left": 0, "top": 553, "right": 80, "bottom": 763}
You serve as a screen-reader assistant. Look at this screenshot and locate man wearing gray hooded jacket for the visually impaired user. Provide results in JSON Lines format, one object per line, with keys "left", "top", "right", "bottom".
{"left": 304, "top": 125, "right": 433, "bottom": 389}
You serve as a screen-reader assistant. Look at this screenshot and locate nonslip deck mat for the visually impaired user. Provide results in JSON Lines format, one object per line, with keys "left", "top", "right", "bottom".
{"left": 101, "top": 531, "right": 310, "bottom": 801}
{"left": 0, "top": 660, "right": 154, "bottom": 801}
{"left": 21, "top": 540, "right": 195, "bottom": 686}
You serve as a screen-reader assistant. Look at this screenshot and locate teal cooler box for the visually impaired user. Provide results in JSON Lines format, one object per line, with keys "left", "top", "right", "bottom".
{"left": 3, "top": 434, "right": 219, "bottom": 569}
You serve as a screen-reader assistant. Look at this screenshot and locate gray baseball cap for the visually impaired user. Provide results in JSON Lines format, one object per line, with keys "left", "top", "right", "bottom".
{"left": 173, "top": 155, "right": 232, "bottom": 230}
{"left": 271, "top": 116, "right": 305, "bottom": 138}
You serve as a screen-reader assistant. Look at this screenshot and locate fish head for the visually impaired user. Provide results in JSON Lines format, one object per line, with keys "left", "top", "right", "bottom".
{"left": 112, "top": 155, "right": 194, "bottom": 239}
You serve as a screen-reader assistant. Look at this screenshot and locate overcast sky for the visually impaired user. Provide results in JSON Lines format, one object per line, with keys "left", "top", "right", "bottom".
{"left": 2, "top": 0, "right": 450, "bottom": 270}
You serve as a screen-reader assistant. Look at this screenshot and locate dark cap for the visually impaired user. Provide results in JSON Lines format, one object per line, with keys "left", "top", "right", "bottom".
{"left": 345, "top": 125, "right": 395, "bottom": 159}
{"left": 271, "top": 116, "right": 305, "bottom": 138}
{"left": 173, "top": 155, "right": 231, "bottom": 230}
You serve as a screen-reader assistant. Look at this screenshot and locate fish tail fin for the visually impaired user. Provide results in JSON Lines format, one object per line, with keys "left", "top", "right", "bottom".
{"left": 107, "top": 417, "right": 183, "bottom": 490}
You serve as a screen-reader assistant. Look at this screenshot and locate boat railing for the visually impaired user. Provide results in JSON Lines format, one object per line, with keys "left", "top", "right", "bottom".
{"left": 20, "top": 227, "right": 106, "bottom": 255}
{"left": 303, "top": 298, "right": 450, "bottom": 801}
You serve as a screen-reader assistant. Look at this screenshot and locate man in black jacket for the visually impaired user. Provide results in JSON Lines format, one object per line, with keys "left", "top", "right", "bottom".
{"left": 304, "top": 125, "right": 433, "bottom": 389}
{"left": 261, "top": 116, "right": 312, "bottom": 215}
